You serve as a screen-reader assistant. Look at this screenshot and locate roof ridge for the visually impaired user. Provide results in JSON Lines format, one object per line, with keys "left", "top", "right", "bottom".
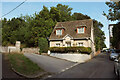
{"left": 57, "top": 19, "right": 92, "bottom": 23}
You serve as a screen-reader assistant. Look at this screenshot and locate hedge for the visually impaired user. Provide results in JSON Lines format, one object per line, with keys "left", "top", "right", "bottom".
{"left": 49, "top": 47, "right": 92, "bottom": 54}
{"left": 38, "top": 38, "right": 48, "bottom": 53}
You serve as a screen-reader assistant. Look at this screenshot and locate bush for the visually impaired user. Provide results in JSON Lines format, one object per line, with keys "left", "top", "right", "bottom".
{"left": 38, "top": 37, "right": 48, "bottom": 53}
{"left": 49, "top": 47, "right": 92, "bottom": 54}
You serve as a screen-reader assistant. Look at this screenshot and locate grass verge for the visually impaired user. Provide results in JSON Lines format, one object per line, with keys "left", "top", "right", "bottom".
{"left": 6, "top": 53, "right": 44, "bottom": 76}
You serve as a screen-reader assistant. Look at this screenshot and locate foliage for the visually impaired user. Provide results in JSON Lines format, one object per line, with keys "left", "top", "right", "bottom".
{"left": 49, "top": 47, "right": 92, "bottom": 54}
{"left": 38, "top": 37, "right": 48, "bottom": 53}
{"left": 93, "top": 20, "right": 106, "bottom": 51}
{"left": 72, "top": 13, "right": 91, "bottom": 20}
{"left": 104, "top": 1, "right": 120, "bottom": 49}
{"left": 2, "top": 4, "right": 106, "bottom": 51}
{"left": 103, "top": 1, "right": 120, "bottom": 21}
{"left": 112, "top": 22, "right": 120, "bottom": 49}
{"left": 6, "top": 53, "right": 44, "bottom": 75}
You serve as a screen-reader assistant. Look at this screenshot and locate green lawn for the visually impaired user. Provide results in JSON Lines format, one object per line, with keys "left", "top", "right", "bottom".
{"left": 6, "top": 53, "right": 44, "bottom": 76}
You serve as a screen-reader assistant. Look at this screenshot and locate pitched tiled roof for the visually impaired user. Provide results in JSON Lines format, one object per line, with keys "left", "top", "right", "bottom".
{"left": 49, "top": 19, "right": 93, "bottom": 40}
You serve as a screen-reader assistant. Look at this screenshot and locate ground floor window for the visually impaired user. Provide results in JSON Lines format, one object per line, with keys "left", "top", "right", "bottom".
{"left": 78, "top": 42, "right": 83, "bottom": 46}
{"left": 56, "top": 43, "right": 60, "bottom": 47}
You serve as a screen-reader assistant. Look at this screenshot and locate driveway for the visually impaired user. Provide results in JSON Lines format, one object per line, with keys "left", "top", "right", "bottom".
{"left": 24, "top": 53, "right": 76, "bottom": 73}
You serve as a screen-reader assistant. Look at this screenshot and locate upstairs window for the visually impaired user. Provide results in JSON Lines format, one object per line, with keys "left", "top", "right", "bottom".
{"left": 56, "top": 29, "right": 62, "bottom": 35}
{"left": 77, "top": 27, "right": 85, "bottom": 34}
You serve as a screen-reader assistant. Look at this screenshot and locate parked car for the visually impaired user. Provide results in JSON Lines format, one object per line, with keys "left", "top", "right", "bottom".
{"left": 114, "top": 56, "right": 120, "bottom": 78}
{"left": 109, "top": 50, "right": 119, "bottom": 60}
{"left": 101, "top": 50, "right": 106, "bottom": 53}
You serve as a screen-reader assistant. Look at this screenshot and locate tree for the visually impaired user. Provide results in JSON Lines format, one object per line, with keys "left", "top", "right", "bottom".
{"left": 103, "top": 1, "right": 120, "bottom": 21}
{"left": 72, "top": 13, "right": 91, "bottom": 20}
{"left": 93, "top": 20, "right": 106, "bottom": 50}
{"left": 2, "top": 4, "right": 106, "bottom": 51}
{"left": 56, "top": 4, "right": 73, "bottom": 22}
{"left": 104, "top": 1, "right": 120, "bottom": 49}
{"left": 50, "top": 7, "right": 61, "bottom": 22}
{"left": 30, "top": 6, "right": 56, "bottom": 46}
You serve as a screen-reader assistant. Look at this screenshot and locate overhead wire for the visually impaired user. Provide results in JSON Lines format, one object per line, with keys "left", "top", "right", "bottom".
{"left": 2, "top": 0, "right": 27, "bottom": 17}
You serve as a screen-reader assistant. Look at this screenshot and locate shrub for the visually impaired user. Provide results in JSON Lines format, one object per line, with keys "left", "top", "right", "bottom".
{"left": 38, "top": 37, "right": 48, "bottom": 53}
{"left": 49, "top": 47, "right": 92, "bottom": 54}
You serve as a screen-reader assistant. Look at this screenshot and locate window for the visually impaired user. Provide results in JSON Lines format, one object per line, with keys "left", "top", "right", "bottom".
{"left": 77, "top": 27, "right": 85, "bottom": 34}
{"left": 56, "top": 43, "right": 60, "bottom": 47}
{"left": 56, "top": 30, "right": 62, "bottom": 35}
{"left": 78, "top": 43, "right": 83, "bottom": 46}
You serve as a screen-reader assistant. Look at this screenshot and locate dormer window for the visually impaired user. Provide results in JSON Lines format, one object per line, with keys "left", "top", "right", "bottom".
{"left": 56, "top": 29, "right": 62, "bottom": 35}
{"left": 77, "top": 27, "right": 85, "bottom": 34}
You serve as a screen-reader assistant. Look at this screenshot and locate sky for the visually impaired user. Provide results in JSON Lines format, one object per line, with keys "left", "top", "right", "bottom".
{"left": 1, "top": 0, "right": 118, "bottom": 48}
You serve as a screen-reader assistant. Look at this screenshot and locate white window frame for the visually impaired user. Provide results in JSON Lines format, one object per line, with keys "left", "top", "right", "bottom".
{"left": 56, "top": 30, "right": 62, "bottom": 35}
{"left": 77, "top": 27, "right": 84, "bottom": 34}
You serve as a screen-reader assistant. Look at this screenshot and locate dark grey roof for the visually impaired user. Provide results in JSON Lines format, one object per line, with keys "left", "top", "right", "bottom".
{"left": 49, "top": 19, "right": 93, "bottom": 40}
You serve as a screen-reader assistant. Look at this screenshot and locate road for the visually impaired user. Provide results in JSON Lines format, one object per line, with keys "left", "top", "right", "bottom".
{"left": 50, "top": 53, "right": 116, "bottom": 78}
{"left": 24, "top": 53, "right": 76, "bottom": 73}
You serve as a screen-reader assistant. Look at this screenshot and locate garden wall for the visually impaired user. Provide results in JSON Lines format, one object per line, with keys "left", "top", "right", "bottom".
{"left": 50, "top": 53, "right": 91, "bottom": 63}
{"left": 0, "top": 47, "right": 39, "bottom": 54}
{"left": 22, "top": 48, "right": 39, "bottom": 54}
{"left": 0, "top": 46, "right": 8, "bottom": 53}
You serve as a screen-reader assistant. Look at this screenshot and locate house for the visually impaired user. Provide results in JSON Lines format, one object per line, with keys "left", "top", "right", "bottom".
{"left": 109, "top": 23, "right": 120, "bottom": 49}
{"left": 108, "top": 24, "right": 115, "bottom": 48}
{"left": 49, "top": 19, "right": 95, "bottom": 54}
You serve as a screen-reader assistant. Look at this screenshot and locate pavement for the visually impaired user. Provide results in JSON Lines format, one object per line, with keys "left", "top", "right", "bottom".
{"left": 0, "top": 53, "right": 2, "bottom": 80}
{"left": 49, "top": 53, "right": 117, "bottom": 78}
{"left": 24, "top": 53, "right": 76, "bottom": 73}
{"left": 2, "top": 53, "right": 22, "bottom": 79}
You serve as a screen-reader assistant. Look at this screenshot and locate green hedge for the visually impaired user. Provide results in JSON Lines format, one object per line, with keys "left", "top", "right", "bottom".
{"left": 38, "top": 37, "right": 48, "bottom": 53}
{"left": 49, "top": 47, "right": 92, "bottom": 54}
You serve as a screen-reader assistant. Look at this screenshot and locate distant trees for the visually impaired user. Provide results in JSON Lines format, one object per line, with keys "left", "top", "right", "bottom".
{"left": 93, "top": 20, "right": 106, "bottom": 50}
{"left": 2, "top": 4, "right": 106, "bottom": 51}
{"left": 72, "top": 13, "right": 91, "bottom": 20}
{"left": 104, "top": 1, "right": 120, "bottom": 49}
{"left": 103, "top": 1, "right": 120, "bottom": 21}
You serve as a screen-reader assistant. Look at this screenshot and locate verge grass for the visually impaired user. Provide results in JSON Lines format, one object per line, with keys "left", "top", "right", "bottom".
{"left": 6, "top": 53, "right": 44, "bottom": 76}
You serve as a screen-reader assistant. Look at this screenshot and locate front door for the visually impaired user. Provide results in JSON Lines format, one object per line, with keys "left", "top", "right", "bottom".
{"left": 66, "top": 42, "right": 71, "bottom": 47}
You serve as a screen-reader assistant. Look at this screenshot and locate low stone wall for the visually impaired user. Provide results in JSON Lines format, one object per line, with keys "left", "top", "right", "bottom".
{"left": 8, "top": 46, "right": 21, "bottom": 53}
{"left": 50, "top": 53, "right": 91, "bottom": 63}
{"left": 22, "top": 48, "right": 39, "bottom": 54}
{"left": 0, "top": 46, "right": 8, "bottom": 53}
{"left": 0, "top": 46, "right": 39, "bottom": 54}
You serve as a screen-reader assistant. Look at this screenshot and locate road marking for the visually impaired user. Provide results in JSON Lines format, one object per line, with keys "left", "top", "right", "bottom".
{"left": 48, "top": 75, "right": 52, "bottom": 77}
{"left": 58, "top": 62, "right": 80, "bottom": 74}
